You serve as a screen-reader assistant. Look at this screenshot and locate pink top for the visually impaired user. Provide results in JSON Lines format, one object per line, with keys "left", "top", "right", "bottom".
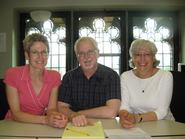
{"left": 4, "top": 65, "right": 61, "bottom": 119}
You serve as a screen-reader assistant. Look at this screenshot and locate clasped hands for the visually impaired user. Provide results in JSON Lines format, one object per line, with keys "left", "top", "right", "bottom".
{"left": 119, "top": 110, "right": 137, "bottom": 128}
{"left": 46, "top": 111, "right": 91, "bottom": 128}
{"left": 46, "top": 111, "right": 68, "bottom": 128}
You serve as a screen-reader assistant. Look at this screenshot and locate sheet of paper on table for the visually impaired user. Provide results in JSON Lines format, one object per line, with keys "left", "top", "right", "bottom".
{"left": 104, "top": 127, "right": 151, "bottom": 139}
{"left": 62, "top": 121, "right": 105, "bottom": 139}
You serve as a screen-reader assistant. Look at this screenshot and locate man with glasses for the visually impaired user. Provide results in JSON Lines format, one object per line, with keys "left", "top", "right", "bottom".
{"left": 58, "top": 37, "right": 121, "bottom": 126}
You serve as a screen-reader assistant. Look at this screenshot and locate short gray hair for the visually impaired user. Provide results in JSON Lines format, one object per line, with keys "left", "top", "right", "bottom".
{"left": 129, "top": 39, "right": 160, "bottom": 68}
{"left": 74, "top": 37, "right": 99, "bottom": 56}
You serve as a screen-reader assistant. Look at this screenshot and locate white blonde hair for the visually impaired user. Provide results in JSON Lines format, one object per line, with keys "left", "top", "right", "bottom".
{"left": 129, "top": 39, "right": 160, "bottom": 68}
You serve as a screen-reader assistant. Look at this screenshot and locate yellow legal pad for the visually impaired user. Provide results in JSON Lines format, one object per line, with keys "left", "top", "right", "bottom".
{"left": 62, "top": 121, "right": 105, "bottom": 139}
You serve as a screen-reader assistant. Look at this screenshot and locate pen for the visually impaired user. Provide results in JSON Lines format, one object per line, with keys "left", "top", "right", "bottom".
{"left": 66, "top": 127, "right": 90, "bottom": 136}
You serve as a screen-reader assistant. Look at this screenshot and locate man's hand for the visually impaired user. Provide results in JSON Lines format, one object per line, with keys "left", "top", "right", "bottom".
{"left": 70, "top": 112, "right": 88, "bottom": 127}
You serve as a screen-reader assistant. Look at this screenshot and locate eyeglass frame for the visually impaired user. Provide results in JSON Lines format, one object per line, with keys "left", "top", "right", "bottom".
{"left": 77, "top": 49, "right": 98, "bottom": 58}
{"left": 29, "top": 50, "right": 49, "bottom": 58}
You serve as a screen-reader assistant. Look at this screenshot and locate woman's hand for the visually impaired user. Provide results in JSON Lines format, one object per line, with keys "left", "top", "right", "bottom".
{"left": 119, "top": 110, "right": 136, "bottom": 128}
{"left": 46, "top": 112, "right": 68, "bottom": 128}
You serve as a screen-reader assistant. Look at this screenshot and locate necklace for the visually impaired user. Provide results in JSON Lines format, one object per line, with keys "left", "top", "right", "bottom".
{"left": 140, "top": 79, "right": 150, "bottom": 93}
{"left": 139, "top": 71, "right": 158, "bottom": 93}
{"left": 134, "top": 68, "right": 158, "bottom": 93}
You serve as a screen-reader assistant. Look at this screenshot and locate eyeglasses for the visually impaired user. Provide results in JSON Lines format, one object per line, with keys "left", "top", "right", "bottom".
{"left": 30, "top": 50, "right": 48, "bottom": 57}
{"left": 134, "top": 53, "right": 152, "bottom": 58}
{"left": 77, "top": 50, "right": 96, "bottom": 58}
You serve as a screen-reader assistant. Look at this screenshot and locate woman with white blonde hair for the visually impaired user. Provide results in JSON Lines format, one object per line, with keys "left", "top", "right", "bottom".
{"left": 119, "top": 39, "right": 174, "bottom": 128}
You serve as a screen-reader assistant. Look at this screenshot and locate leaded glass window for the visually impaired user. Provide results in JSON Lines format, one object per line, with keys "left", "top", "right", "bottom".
{"left": 133, "top": 17, "right": 173, "bottom": 70}
{"left": 25, "top": 17, "right": 67, "bottom": 77}
{"left": 21, "top": 11, "right": 179, "bottom": 75}
{"left": 78, "top": 16, "right": 121, "bottom": 74}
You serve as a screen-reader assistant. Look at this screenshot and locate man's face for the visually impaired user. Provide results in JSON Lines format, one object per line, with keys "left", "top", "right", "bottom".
{"left": 77, "top": 41, "right": 98, "bottom": 72}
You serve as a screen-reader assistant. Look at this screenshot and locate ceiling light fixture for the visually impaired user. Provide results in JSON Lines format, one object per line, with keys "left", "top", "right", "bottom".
{"left": 30, "top": 10, "right": 51, "bottom": 22}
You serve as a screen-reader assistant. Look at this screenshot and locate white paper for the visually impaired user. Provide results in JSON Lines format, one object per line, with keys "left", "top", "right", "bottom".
{"left": 104, "top": 128, "right": 151, "bottom": 139}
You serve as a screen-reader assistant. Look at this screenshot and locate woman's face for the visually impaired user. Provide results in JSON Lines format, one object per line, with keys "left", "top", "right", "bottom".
{"left": 25, "top": 41, "right": 48, "bottom": 70}
{"left": 132, "top": 47, "right": 155, "bottom": 73}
